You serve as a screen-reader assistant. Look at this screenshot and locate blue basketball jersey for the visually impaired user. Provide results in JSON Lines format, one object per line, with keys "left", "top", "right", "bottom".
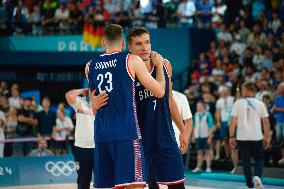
{"left": 135, "top": 63, "right": 177, "bottom": 151}
{"left": 87, "top": 52, "right": 141, "bottom": 143}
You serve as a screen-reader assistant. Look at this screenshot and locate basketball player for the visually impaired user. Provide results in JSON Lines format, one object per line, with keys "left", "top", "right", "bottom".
{"left": 65, "top": 88, "right": 107, "bottom": 189}
{"left": 127, "top": 27, "right": 189, "bottom": 189}
{"left": 85, "top": 24, "right": 166, "bottom": 189}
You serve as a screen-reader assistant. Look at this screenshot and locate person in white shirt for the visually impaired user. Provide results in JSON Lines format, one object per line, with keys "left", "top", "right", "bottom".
{"left": 229, "top": 82, "right": 270, "bottom": 189}
{"left": 54, "top": 109, "right": 74, "bottom": 154}
{"left": 192, "top": 101, "right": 214, "bottom": 173}
{"left": 0, "top": 111, "right": 6, "bottom": 157}
{"left": 8, "top": 87, "right": 21, "bottom": 109}
{"left": 172, "top": 90, "right": 193, "bottom": 167}
{"left": 65, "top": 88, "right": 107, "bottom": 189}
{"left": 215, "top": 87, "right": 234, "bottom": 160}
{"left": 176, "top": 0, "right": 196, "bottom": 27}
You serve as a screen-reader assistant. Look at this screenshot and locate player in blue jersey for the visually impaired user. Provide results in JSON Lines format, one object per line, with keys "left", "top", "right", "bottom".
{"left": 127, "top": 27, "right": 191, "bottom": 189}
{"left": 85, "top": 24, "right": 166, "bottom": 189}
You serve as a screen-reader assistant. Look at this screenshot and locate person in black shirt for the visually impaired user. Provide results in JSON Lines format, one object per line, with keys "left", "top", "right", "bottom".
{"left": 16, "top": 97, "right": 37, "bottom": 156}
{"left": 37, "top": 97, "right": 56, "bottom": 138}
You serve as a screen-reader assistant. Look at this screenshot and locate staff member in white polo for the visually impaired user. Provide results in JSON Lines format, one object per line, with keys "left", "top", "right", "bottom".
{"left": 66, "top": 88, "right": 107, "bottom": 189}
{"left": 229, "top": 82, "right": 270, "bottom": 189}
{"left": 172, "top": 90, "right": 193, "bottom": 166}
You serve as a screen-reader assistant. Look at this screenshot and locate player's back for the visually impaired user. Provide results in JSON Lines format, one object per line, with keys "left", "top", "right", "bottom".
{"left": 87, "top": 52, "right": 141, "bottom": 143}
{"left": 135, "top": 63, "right": 177, "bottom": 151}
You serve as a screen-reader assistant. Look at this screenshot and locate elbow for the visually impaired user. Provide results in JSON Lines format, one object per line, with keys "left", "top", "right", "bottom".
{"left": 155, "top": 88, "right": 165, "bottom": 98}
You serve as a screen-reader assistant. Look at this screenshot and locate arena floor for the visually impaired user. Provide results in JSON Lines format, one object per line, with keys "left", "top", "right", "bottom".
{"left": 1, "top": 178, "right": 283, "bottom": 189}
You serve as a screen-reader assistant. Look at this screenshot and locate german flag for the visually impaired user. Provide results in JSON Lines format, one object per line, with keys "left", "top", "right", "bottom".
{"left": 83, "top": 23, "right": 104, "bottom": 47}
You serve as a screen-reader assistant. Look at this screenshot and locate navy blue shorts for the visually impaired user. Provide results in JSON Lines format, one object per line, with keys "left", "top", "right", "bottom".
{"left": 93, "top": 139, "right": 146, "bottom": 188}
{"left": 146, "top": 146, "right": 185, "bottom": 185}
{"left": 220, "top": 122, "right": 229, "bottom": 139}
{"left": 195, "top": 138, "right": 209, "bottom": 150}
{"left": 214, "top": 128, "right": 222, "bottom": 140}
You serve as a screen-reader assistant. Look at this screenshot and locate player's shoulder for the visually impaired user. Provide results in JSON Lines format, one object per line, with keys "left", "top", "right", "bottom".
{"left": 127, "top": 53, "right": 143, "bottom": 64}
{"left": 163, "top": 58, "right": 171, "bottom": 69}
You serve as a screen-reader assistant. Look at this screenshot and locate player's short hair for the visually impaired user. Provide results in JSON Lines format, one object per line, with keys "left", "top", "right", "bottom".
{"left": 242, "top": 82, "right": 256, "bottom": 93}
{"left": 127, "top": 26, "right": 150, "bottom": 43}
{"left": 104, "top": 24, "right": 123, "bottom": 43}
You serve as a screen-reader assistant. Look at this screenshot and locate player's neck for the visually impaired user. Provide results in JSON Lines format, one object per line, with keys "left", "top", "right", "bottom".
{"left": 144, "top": 59, "right": 153, "bottom": 72}
{"left": 105, "top": 47, "right": 122, "bottom": 53}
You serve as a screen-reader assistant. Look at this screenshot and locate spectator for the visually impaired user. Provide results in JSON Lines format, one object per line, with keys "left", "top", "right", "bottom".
{"left": 230, "top": 33, "right": 246, "bottom": 56}
{"left": 192, "top": 101, "right": 214, "bottom": 172}
{"left": 247, "top": 24, "right": 267, "bottom": 49}
{"left": 129, "top": 1, "right": 143, "bottom": 27}
{"left": 217, "top": 24, "right": 233, "bottom": 42}
{"left": 41, "top": 0, "right": 56, "bottom": 34}
{"left": 0, "top": 95, "right": 10, "bottom": 114}
{"left": 211, "top": 0, "right": 227, "bottom": 23}
{"left": 215, "top": 87, "right": 235, "bottom": 161}
{"left": 29, "top": 4, "right": 41, "bottom": 35}
{"left": 16, "top": 97, "right": 38, "bottom": 156}
{"left": 196, "top": 0, "right": 213, "bottom": 28}
{"left": 8, "top": 87, "right": 21, "bottom": 109}
{"left": 4, "top": 106, "right": 18, "bottom": 157}
{"left": 54, "top": 2, "right": 70, "bottom": 33}
{"left": 255, "top": 81, "right": 270, "bottom": 101}
{"left": 252, "top": 46, "right": 265, "bottom": 69}
{"left": 37, "top": 97, "right": 56, "bottom": 138}
{"left": 260, "top": 48, "right": 273, "bottom": 70}
{"left": 0, "top": 81, "right": 9, "bottom": 97}
{"left": 0, "top": 110, "right": 6, "bottom": 157}
{"left": 53, "top": 109, "right": 74, "bottom": 155}
{"left": 238, "top": 19, "right": 251, "bottom": 43}
{"left": 252, "top": 0, "right": 265, "bottom": 20}
{"left": 272, "top": 82, "right": 284, "bottom": 165}
{"left": 68, "top": 2, "right": 83, "bottom": 34}
{"left": 243, "top": 65, "right": 258, "bottom": 83}
{"left": 29, "top": 137, "right": 53, "bottom": 157}
{"left": 176, "top": 0, "right": 196, "bottom": 27}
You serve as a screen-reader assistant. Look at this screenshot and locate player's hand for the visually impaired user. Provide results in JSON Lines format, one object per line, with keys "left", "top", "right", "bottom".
{"left": 82, "top": 88, "right": 89, "bottom": 96}
{"left": 263, "top": 137, "right": 270, "bottom": 150}
{"left": 90, "top": 90, "right": 108, "bottom": 111}
{"left": 179, "top": 130, "right": 188, "bottom": 154}
{"left": 151, "top": 51, "right": 164, "bottom": 67}
{"left": 229, "top": 138, "right": 236, "bottom": 149}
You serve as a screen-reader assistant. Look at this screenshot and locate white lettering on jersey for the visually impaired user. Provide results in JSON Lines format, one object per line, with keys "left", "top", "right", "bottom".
{"left": 94, "top": 59, "right": 117, "bottom": 69}
{"left": 138, "top": 89, "right": 154, "bottom": 100}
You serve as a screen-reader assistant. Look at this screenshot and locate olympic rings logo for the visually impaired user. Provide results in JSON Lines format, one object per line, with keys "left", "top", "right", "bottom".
{"left": 45, "top": 161, "right": 76, "bottom": 176}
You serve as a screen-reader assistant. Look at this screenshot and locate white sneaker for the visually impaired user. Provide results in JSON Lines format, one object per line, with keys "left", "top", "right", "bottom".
{"left": 253, "top": 176, "right": 264, "bottom": 189}
{"left": 214, "top": 155, "right": 220, "bottom": 160}
{"left": 278, "top": 158, "right": 284, "bottom": 165}
{"left": 230, "top": 168, "right": 236, "bottom": 174}
{"left": 192, "top": 167, "right": 202, "bottom": 172}
{"left": 206, "top": 167, "right": 212, "bottom": 172}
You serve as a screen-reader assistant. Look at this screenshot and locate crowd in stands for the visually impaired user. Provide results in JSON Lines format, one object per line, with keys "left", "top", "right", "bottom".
{"left": 0, "top": 81, "right": 75, "bottom": 157}
{"left": 184, "top": 0, "right": 284, "bottom": 171}
{"left": 0, "top": 0, "right": 283, "bottom": 36}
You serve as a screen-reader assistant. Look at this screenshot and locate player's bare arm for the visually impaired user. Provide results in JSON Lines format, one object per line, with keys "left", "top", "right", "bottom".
{"left": 65, "top": 88, "right": 89, "bottom": 106}
{"left": 128, "top": 54, "right": 165, "bottom": 98}
{"left": 229, "top": 116, "right": 237, "bottom": 149}
{"left": 164, "top": 59, "right": 188, "bottom": 154}
{"left": 66, "top": 88, "right": 108, "bottom": 114}
{"left": 262, "top": 116, "right": 271, "bottom": 149}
